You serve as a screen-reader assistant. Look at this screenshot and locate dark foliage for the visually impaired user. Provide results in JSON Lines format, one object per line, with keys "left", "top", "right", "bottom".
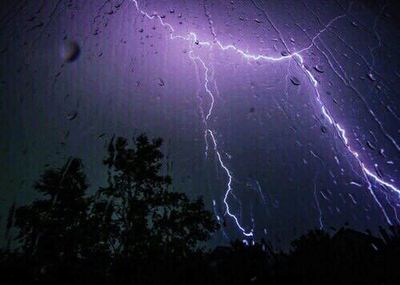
{"left": 1, "top": 134, "right": 400, "bottom": 284}
{"left": 0, "top": 134, "right": 218, "bottom": 284}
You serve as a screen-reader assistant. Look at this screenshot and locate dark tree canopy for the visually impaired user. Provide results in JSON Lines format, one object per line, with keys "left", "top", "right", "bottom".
{"left": 1, "top": 134, "right": 400, "bottom": 285}
{"left": 14, "top": 158, "right": 89, "bottom": 259}
{"left": 11, "top": 158, "right": 90, "bottom": 282}
{"left": 2, "top": 134, "right": 219, "bottom": 284}
{"left": 96, "top": 135, "right": 218, "bottom": 258}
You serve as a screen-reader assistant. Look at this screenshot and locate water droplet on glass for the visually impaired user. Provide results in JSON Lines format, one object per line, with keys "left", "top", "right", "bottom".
{"left": 66, "top": 111, "right": 78, "bottom": 121}
{"left": 314, "top": 65, "right": 324, "bottom": 73}
{"left": 366, "top": 141, "right": 376, "bottom": 150}
{"left": 290, "top": 76, "right": 301, "bottom": 86}
{"left": 367, "top": 73, "right": 376, "bottom": 81}
{"left": 61, "top": 41, "right": 80, "bottom": 63}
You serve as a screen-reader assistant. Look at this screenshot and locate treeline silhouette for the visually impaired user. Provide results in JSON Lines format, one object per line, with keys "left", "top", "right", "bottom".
{"left": 1, "top": 134, "right": 399, "bottom": 284}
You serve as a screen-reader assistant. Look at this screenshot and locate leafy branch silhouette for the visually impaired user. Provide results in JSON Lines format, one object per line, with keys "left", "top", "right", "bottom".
{"left": 1, "top": 134, "right": 400, "bottom": 284}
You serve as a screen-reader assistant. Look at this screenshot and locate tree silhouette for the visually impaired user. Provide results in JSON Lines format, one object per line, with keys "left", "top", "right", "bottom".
{"left": 278, "top": 228, "right": 385, "bottom": 284}
{"left": 208, "top": 240, "right": 274, "bottom": 284}
{"left": 13, "top": 158, "right": 91, "bottom": 282}
{"left": 378, "top": 226, "right": 400, "bottom": 283}
{"left": 95, "top": 135, "right": 218, "bottom": 260}
{"left": 3, "top": 133, "right": 400, "bottom": 284}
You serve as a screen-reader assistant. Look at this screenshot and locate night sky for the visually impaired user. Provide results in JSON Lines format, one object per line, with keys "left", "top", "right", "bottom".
{"left": 1, "top": 0, "right": 400, "bottom": 247}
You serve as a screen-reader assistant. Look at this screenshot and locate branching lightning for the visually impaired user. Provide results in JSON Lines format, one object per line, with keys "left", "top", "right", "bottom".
{"left": 130, "top": 0, "right": 399, "bottom": 235}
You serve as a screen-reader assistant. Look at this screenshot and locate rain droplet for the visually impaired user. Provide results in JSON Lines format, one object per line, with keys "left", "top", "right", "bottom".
{"left": 61, "top": 41, "right": 80, "bottom": 63}
{"left": 314, "top": 65, "right": 324, "bottom": 73}
{"left": 66, "top": 111, "right": 78, "bottom": 121}
{"left": 367, "top": 72, "right": 376, "bottom": 81}
{"left": 366, "top": 141, "right": 376, "bottom": 150}
{"left": 290, "top": 76, "right": 301, "bottom": 86}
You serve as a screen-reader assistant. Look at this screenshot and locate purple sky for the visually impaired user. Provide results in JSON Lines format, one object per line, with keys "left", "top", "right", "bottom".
{"left": 1, "top": 0, "right": 400, "bottom": 246}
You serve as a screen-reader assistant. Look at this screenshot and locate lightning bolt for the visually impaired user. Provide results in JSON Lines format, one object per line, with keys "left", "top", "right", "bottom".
{"left": 130, "top": 0, "right": 399, "bottom": 235}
